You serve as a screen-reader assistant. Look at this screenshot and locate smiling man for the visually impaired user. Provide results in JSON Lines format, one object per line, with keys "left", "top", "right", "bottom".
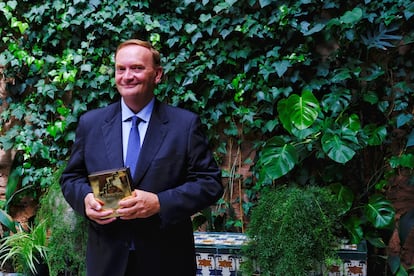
{"left": 60, "top": 39, "right": 223, "bottom": 276}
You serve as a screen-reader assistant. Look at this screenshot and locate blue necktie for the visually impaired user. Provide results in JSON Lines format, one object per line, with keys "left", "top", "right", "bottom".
{"left": 125, "top": 116, "right": 141, "bottom": 177}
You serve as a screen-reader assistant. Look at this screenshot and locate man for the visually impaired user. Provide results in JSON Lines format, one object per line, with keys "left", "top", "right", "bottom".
{"left": 60, "top": 39, "right": 223, "bottom": 276}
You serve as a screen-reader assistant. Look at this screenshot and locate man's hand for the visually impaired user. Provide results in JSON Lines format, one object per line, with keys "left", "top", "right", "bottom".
{"left": 84, "top": 193, "right": 116, "bottom": 224}
{"left": 117, "top": 189, "right": 160, "bottom": 220}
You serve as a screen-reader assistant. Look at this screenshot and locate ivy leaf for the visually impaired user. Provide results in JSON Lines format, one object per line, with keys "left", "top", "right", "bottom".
{"left": 340, "top": 7, "right": 363, "bottom": 24}
{"left": 389, "top": 154, "right": 414, "bottom": 169}
{"left": 258, "top": 0, "right": 272, "bottom": 8}
{"left": 184, "top": 23, "right": 197, "bottom": 34}
{"left": 81, "top": 64, "right": 92, "bottom": 72}
{"left": 213, "top": 0, "right": 237, "bottom": 13}
{"left": 171, "top": 19, "right": 183, "bottom": 31}
{"left": 199, "top": 13, "right": 211, "bottom": 23}
{"left": 321, "top": 132, "right": 356, "bottom": 164}
{"left": 364, "top": 194, "right": 395, "bottom": 229}
{"left": 272, "top": 60, "right": 291, "bottom": 77}
{"left": 396, "top": 114, "right": 413, "bottom": 128}
{"left": 300, "top": 22, "right": 325, "bottom": 36}
{"left": 47, "top": 125, "right": 58, "bottom": 138}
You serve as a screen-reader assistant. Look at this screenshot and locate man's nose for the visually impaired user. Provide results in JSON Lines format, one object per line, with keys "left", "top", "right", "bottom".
{"left": 124, "top": 68, "right": 134, "bottom": 79}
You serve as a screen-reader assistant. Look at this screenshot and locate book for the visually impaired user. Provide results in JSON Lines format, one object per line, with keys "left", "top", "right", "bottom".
{"left": 88, "top": 167, "right": 133, "bottom": 218}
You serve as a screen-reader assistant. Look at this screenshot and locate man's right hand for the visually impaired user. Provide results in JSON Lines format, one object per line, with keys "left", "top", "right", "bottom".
{"left": 84, "top": 193, "right": 116, "bottom": 224}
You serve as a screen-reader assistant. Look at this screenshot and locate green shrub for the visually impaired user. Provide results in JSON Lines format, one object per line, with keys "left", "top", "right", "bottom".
{"left": 36, "top": 166, "right": 87, "bottom": 276}
{"left": 242, "top": 186, "right": 344, "bottom": 276}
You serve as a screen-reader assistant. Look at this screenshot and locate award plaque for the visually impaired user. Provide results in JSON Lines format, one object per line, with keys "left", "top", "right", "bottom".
{"left": 88, "top": 167, "right": 133, "bottom": 218}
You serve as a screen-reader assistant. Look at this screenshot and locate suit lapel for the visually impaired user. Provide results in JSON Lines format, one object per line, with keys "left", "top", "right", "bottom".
{"left": 134, "top": 101, "right": 168, "bottom": 185}
{"left": 101, "top": 103, "right": 124, "bottom": 169}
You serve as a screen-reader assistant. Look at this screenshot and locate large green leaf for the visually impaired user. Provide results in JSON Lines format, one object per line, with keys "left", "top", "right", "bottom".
{"left": 363, "top": 124, "right": 387, "bottom": 146}
{"left": 278, "top": 89, "right": 320, "bottom": 131}
{"left": 277, "top": 98, "right": 293, "bottom": 133}
{"left": 321, "top": 132, "right": 356, "bottom": 163}
{"left": 343, "top": 216, "right": 364, "bottom": 244}
{"left": 289, "top": 89, "right": 320, "bottom": 130}
{"left": 321, "top": 88, "right": 351, "bottom": 115}
{"left": 0, "top": 209, "right": 17, "bottom": 233}
{"left": 364, "top": 194, "right": 395, "bottom": 229}
{"left": 342, "top": 114, "right": 361, "bottom": 132}
{"left": 5, "top": 167, "right": 20, "bottom": 202}
{"left": 258, "top": 137, "right": 298, "bottom": 181}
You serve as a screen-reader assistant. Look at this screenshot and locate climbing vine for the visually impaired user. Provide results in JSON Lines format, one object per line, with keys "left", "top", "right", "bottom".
{"left": 0, "top": 0, "right": 414, "bottom": 273}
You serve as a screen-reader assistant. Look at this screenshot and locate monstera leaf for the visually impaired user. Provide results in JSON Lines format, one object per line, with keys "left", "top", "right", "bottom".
{"left": 257, "top": 136, "right": 298, "bottom": 182}
{"left": 278, "top": 89, "right": 321, "bottom": 133}
{"left": 321, "top": 132, "right": 356, "bottom": 164}
{"left": 364, "top": 194, "right": 395, "bottom": 229}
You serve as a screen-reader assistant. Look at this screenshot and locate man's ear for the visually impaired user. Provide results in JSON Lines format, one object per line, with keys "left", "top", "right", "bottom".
{"left": 155, "top": 67, "right": 163, "bottom": 84}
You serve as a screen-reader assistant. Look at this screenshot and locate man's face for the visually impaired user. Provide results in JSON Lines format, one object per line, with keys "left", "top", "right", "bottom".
{"left": 115, "top": 45, "right": 162, "bottom": 102}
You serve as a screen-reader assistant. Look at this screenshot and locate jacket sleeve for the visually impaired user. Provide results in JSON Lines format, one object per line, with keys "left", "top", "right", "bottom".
{"left": 60, "top": 114, "right": 93, "bottom": 217}
{"left": 156, "top": 115, "right": 223, "bottom": 227}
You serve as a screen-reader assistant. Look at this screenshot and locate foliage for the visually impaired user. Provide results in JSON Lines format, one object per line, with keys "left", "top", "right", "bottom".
{"left": 0, "top": 220, "right": 48, "bottom": 275}
{"left": 36, "top": 166, "right": 87, "bottom": 276}
{"left": 0, "top": 0, "right": 413, "bottom": 273}
{"left": 242, "top": 185, "right": 344, "bottom": 275}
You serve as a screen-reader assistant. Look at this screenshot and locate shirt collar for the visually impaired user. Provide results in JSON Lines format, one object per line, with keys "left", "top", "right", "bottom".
{"left": 121, "top": 97, "right": 154, "bottom": 123}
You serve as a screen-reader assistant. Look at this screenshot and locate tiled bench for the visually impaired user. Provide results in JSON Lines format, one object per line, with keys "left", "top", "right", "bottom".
{"left": 194, "top": 232, "right": 367, "bottom": 276}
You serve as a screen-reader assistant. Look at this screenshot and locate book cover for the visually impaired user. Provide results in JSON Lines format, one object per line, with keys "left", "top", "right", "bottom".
{"left": 88, "top": 167, "right": 133, "bottom": 218}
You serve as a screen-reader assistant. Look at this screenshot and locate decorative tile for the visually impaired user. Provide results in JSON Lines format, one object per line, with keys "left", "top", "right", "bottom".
{"left": 195, "top": 232, "right": 248, "bottom": 276}
{"left": 194, "top": 232, "right": 367, "bottom": 276}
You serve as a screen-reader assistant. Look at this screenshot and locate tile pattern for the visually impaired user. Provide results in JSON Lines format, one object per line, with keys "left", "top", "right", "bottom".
{"left": 194, "top": 232, "right": 367, "bottom": 276}
{"left": 194, "top": 232, "right": 249, "bottom": 276}
{"left": 326, "top": 258, "right": 367, "bottom": 276}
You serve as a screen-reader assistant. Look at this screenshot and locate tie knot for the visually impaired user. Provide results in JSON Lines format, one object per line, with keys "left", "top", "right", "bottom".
{"left": 130, "top": 116, "right": 141, "bottom": 127}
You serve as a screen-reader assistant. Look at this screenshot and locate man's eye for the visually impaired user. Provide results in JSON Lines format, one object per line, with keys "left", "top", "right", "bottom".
{"left": 116, "top": 67, "right": 126, "bottom": 72}
{"left": 131, "top": 66, "right": 144, "bottom": 71}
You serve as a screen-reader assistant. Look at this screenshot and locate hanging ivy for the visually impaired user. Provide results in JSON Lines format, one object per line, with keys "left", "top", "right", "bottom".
{"left": 0, "top": 0, "right": 414, "bottom": 273}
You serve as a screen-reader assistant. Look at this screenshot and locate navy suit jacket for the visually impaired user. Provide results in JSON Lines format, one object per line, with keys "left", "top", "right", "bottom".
{"left": 60, "top": 99, "right": 223, "bottom": 276}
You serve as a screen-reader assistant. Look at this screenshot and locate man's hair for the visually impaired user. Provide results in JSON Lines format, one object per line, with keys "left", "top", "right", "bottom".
{"left": 115, "top": 39, "right": 161, "bottom": 66}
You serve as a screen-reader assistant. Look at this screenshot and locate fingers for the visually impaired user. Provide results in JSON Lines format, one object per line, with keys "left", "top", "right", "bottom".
{"left": 84, "top": 193, "right": 116, "bottom": 224}
{"left": 83, "top": 190, "right": 161, "bottom": 221}
{"left": 117, "top": 190, "right": 160, "bottom": 220}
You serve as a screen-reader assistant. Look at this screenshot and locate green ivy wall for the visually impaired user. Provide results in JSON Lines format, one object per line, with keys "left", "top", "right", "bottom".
{"left": 0, "top": 0, "right": 413, "bottom": 274}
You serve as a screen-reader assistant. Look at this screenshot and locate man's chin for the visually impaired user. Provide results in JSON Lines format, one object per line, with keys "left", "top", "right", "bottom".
{"left": 120, "top": 88, "right": 139, "bottom": 96}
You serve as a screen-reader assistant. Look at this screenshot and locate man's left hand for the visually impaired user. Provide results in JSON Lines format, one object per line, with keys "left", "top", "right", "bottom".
{"left": 117, "top": 189, "right": 161, "bottom": 220}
